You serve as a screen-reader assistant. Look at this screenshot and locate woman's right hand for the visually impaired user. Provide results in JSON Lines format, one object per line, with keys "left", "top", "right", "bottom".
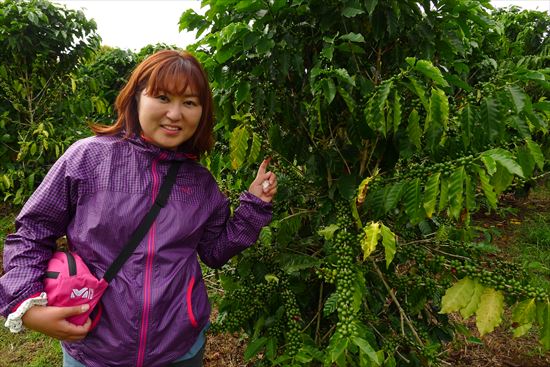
{"left": 22, "top": 304, "right": 91, "bottom": 341}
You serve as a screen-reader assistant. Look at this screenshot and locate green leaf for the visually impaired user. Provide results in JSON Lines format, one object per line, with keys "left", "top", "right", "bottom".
{"left": 338, "top": 87, "right": 355, "bottom": 112}
{"left": 361, "top": 221, "right": 381, "bottom": 259}
{"left": 324, "top": 292, "right": 339, "bottom": 316}
{"left": 318, "top": 224, "right": 340, "bottom": 240}
{"left": 249, "top": 132, "right": 261, "bottom": 163}
{"left": 266, "top": 337, "right": 277, "bottom": 360}
{"left": 336, "top": 174, "right": 356, "bottom": 200}
{"left": 235, "top": 0, "right": 263, "bottom": 12}
{"left": 392, "top": 91, "right": 402, "bottom": 134}
{"left": 230, "top": 125, "right": 250, "bottom": 170}
{"left": 366, "top": 80, "right": 393, "bottom": 136}
{"left": 414, "top": 60, "right": 449, "bottom": 87}
{"left": 480, "top": 97, "right": 502, "bottom": 143}
{"left": 407, "top": 76, "right": 429, "bottom": 110}
{"left": 383, "top": 182, "right": 404, "bottom": 214}
{"left": 475, "top": 288, "right": 504, "bottom": 336}
{"left": 294, "top": 350, "right": 313, "bottom": 363}
{"left": 460, "top": 104, "right": 475, "bottom": 149}
{"left": 342, "top": 7, "right": 365, "bottom": 18}
{"left": 380, "top": 223, "right": 396, "bottom": 268}
{"left": 329, "top": 334, "right": 349, "bottom": 363}
{"left": 517, "top": 146, "right": 535, "bottom": 178}
{"left": 365, "top": 0, "right": 378, "bottom": 15}
{"left": 448, "top": 166, "right": 465, "bottom": 220}
{"left": 506, "top": 84, "right": 528, "bottom": 114}
{"left": 526, "top": 139, "right": 545, "bottom": 171}
{"left": 430, "top": 88, "right": 448, "bottom": 129}
{"left": 425, "top": 88, "right": 448, "bottom": 151}
{"left": 513, "top": 323, "right": 533, "bottom": 338}
{"left": 407, "top": 109, "right": 422, "bottom": 150}
{"left": 491, "top": 163, "right": 514, "bottom": 195}
{"left": 357, "top": 174, "right": 377, "bottom": 205}
{"left": 244, "top": 336, "right": 268, "bottom": 360}
{"left": 281, "top": 254, "right": 320, "bottom": 274}
{"left": 440, "top": 277, "right": 476, "bottom": 314}
{"left": 333, "top": 68, "right": 355, "bottom": 86}
{"left": 351, "top": 336, "right": 380, "bottom": 364}
{"left": 322, "top": 78, "right": 337, "bottom": 104}
{"left": 482, "top": 148, "right": 524, "bottom": 178}
{"left": 423, "top": 172, "right": 440, "bottom": 218}
{"left": 321, "top": 45, "right": 334, "bottom": 61}
{"left": 481, "top": 155, "right": 497, "bottom": 176}
{"left": 460, "top": 279, "right": 484, "bottom": 319}
{"left": 512, "top": 298, "right": 537, "bottom": 327}
{"left": 216, "top": 44, "right": 238, "bottom": 63}
{"left": 340, "top": 32, "right": 365, "bottom": 43}
{"left": 403, "top": 178, "right": 423, "bottom": 224}
{"left": 236, "top": 81, "right": 250, "bottom": 107}
{"left": 256, "top": 37, "right": 275, "bottom": 54}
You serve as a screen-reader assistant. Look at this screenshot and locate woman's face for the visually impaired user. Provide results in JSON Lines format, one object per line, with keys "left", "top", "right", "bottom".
{"left": 137, "top": 87, "right": 203, "bottom": 151}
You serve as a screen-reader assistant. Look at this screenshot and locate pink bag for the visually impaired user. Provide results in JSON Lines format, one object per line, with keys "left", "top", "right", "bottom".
{"left": 43, "top": 251, "right": 108, "bottom": 327}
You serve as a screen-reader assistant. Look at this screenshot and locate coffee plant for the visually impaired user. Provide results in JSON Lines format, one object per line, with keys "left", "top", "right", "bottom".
{"left": 181, "top": 1, "right": 550, "bottom": 365}
{"left": 0, "top": 0, "right": 101, "bottom": 204}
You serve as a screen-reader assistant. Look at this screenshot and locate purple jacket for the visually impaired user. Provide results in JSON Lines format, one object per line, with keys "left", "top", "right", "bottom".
{"left": 0, "top": 134, "right": 272, "bottom": 366}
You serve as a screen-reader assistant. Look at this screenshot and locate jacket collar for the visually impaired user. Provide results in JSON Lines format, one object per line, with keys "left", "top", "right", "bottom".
{"left": 126, "top": 133, "right": 198, "bottom": 162}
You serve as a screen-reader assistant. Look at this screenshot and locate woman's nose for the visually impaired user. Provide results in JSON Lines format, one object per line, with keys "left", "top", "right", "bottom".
{"left": 165, "top": 103, "right": 182, "bottom": 120}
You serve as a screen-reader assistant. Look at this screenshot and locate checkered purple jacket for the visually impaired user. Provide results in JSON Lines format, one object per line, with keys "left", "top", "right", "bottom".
{"left": 0, "top": 134, "right": 272, "bottom": 366}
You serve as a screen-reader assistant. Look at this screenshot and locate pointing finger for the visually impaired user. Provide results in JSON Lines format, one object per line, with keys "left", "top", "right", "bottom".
{"left": 256, "top": 157, "right": 271, "bottom": 178}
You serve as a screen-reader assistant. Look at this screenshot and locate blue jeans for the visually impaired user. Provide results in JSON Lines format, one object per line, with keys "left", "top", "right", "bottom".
{"left": 62, "top": 348, "right": 85, "bottom": 367}
{"left": 62, "top": 345, "right": 205, "bottom": 367}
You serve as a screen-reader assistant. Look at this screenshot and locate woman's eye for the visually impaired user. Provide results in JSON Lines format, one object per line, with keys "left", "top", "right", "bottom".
{"left": 184, "top": 100, "right": 198, "bottom": 106}
{"left": 157, "top": 95, "right": 169, "bottom": 102}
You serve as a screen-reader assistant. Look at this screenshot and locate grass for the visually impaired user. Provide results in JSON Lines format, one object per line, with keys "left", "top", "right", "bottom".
{"left": 508, "top": 184, "right": 550, "bottom": 294}
{"left": 0, "top": 204, "right": 62, "bottom": 367}
{"left": 0, "top": 205, "right": 15, "bottom": 246}
{"left": 0, "top": 328, "right": 62, "bottom": 367}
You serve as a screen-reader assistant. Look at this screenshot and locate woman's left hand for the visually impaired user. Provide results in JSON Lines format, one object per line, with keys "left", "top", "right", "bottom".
{"left": 248, "top": 158, "right": 277, "bottom": 203}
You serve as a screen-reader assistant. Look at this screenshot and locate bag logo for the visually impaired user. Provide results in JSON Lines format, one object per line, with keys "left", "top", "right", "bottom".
{"left": 71, "top": 288, "right": 94, "bottom": 300}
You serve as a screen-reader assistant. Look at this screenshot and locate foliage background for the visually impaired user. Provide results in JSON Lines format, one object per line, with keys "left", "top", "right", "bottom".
{"left": 0, "top": 0, "right": 549, "bottom": 366}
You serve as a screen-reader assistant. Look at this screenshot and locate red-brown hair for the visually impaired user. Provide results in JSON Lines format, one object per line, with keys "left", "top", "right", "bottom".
{"left": 91, "top": 50, "right": 214, "bottom": 156}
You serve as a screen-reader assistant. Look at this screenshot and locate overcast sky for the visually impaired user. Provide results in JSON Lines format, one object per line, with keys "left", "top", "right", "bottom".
{"left": 54, "top": 0, "right": 550, "bottom": 51}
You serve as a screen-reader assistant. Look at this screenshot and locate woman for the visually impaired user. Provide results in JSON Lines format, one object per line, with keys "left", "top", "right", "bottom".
{"left": 1, "top": 50, "right": 277, "bottom": 367}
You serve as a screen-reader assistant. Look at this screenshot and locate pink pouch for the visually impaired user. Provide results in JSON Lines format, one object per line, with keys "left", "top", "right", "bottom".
{"left": 43, "top": 251, "right": 108, "bottom": 327}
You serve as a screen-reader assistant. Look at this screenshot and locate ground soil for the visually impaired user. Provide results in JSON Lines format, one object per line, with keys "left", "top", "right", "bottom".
{"left": 439, "top": 189, "right": 550, "bottom": 367}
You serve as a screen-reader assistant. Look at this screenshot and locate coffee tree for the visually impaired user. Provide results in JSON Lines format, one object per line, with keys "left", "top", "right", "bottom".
{"left": 0, "top": 0, "right": 100, "bottom": 204}
{"left": 180, "top": 0, "right": 549, "bottom": 365}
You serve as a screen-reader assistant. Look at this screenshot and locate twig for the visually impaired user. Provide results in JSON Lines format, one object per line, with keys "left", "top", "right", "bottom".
{"left": 371, "top": 259, "right": 424, "bottom": 346}
{"left": 320, "top": 324, "right": 336, "bottom": 344}
{"left": 315, "top": 283, "right": 323, "bottom": 344}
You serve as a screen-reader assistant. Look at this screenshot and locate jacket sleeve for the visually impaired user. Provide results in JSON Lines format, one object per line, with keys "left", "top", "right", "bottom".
{"left": 197, "top": 191, "right": 272, "bottom": 269}
{"left": 0, "top": 152, "right": 76, "bottom": 317}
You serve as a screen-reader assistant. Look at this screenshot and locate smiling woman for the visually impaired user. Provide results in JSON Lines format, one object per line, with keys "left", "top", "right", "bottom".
{"left": 91, "top": 49, "right": 214, "bottom": 155}
{"left": 53, "top": 0, "right": 206, "bottom": 50}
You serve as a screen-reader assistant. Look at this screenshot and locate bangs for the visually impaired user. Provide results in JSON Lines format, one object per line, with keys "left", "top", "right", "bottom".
{"left": 145, "top": 58, "right": 205, "bottom": 97}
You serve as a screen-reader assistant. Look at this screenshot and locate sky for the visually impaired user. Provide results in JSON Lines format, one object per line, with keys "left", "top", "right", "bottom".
{"left": 54, "top": 0, "right": 550, "bottom": 51}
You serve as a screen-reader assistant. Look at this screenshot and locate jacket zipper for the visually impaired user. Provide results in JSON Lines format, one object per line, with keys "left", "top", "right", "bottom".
{"left": 136, "top": 153, "right": 165, "bottom": 367}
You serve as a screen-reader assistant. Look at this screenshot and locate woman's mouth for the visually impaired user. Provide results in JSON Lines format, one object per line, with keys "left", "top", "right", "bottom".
{"left": 161, "top": 125, "right": 181, "bottom": 134}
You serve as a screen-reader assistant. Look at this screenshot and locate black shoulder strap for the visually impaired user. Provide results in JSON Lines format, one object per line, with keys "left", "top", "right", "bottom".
{"left": 103, "top": 161, "right": 182, "bottom": 282}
